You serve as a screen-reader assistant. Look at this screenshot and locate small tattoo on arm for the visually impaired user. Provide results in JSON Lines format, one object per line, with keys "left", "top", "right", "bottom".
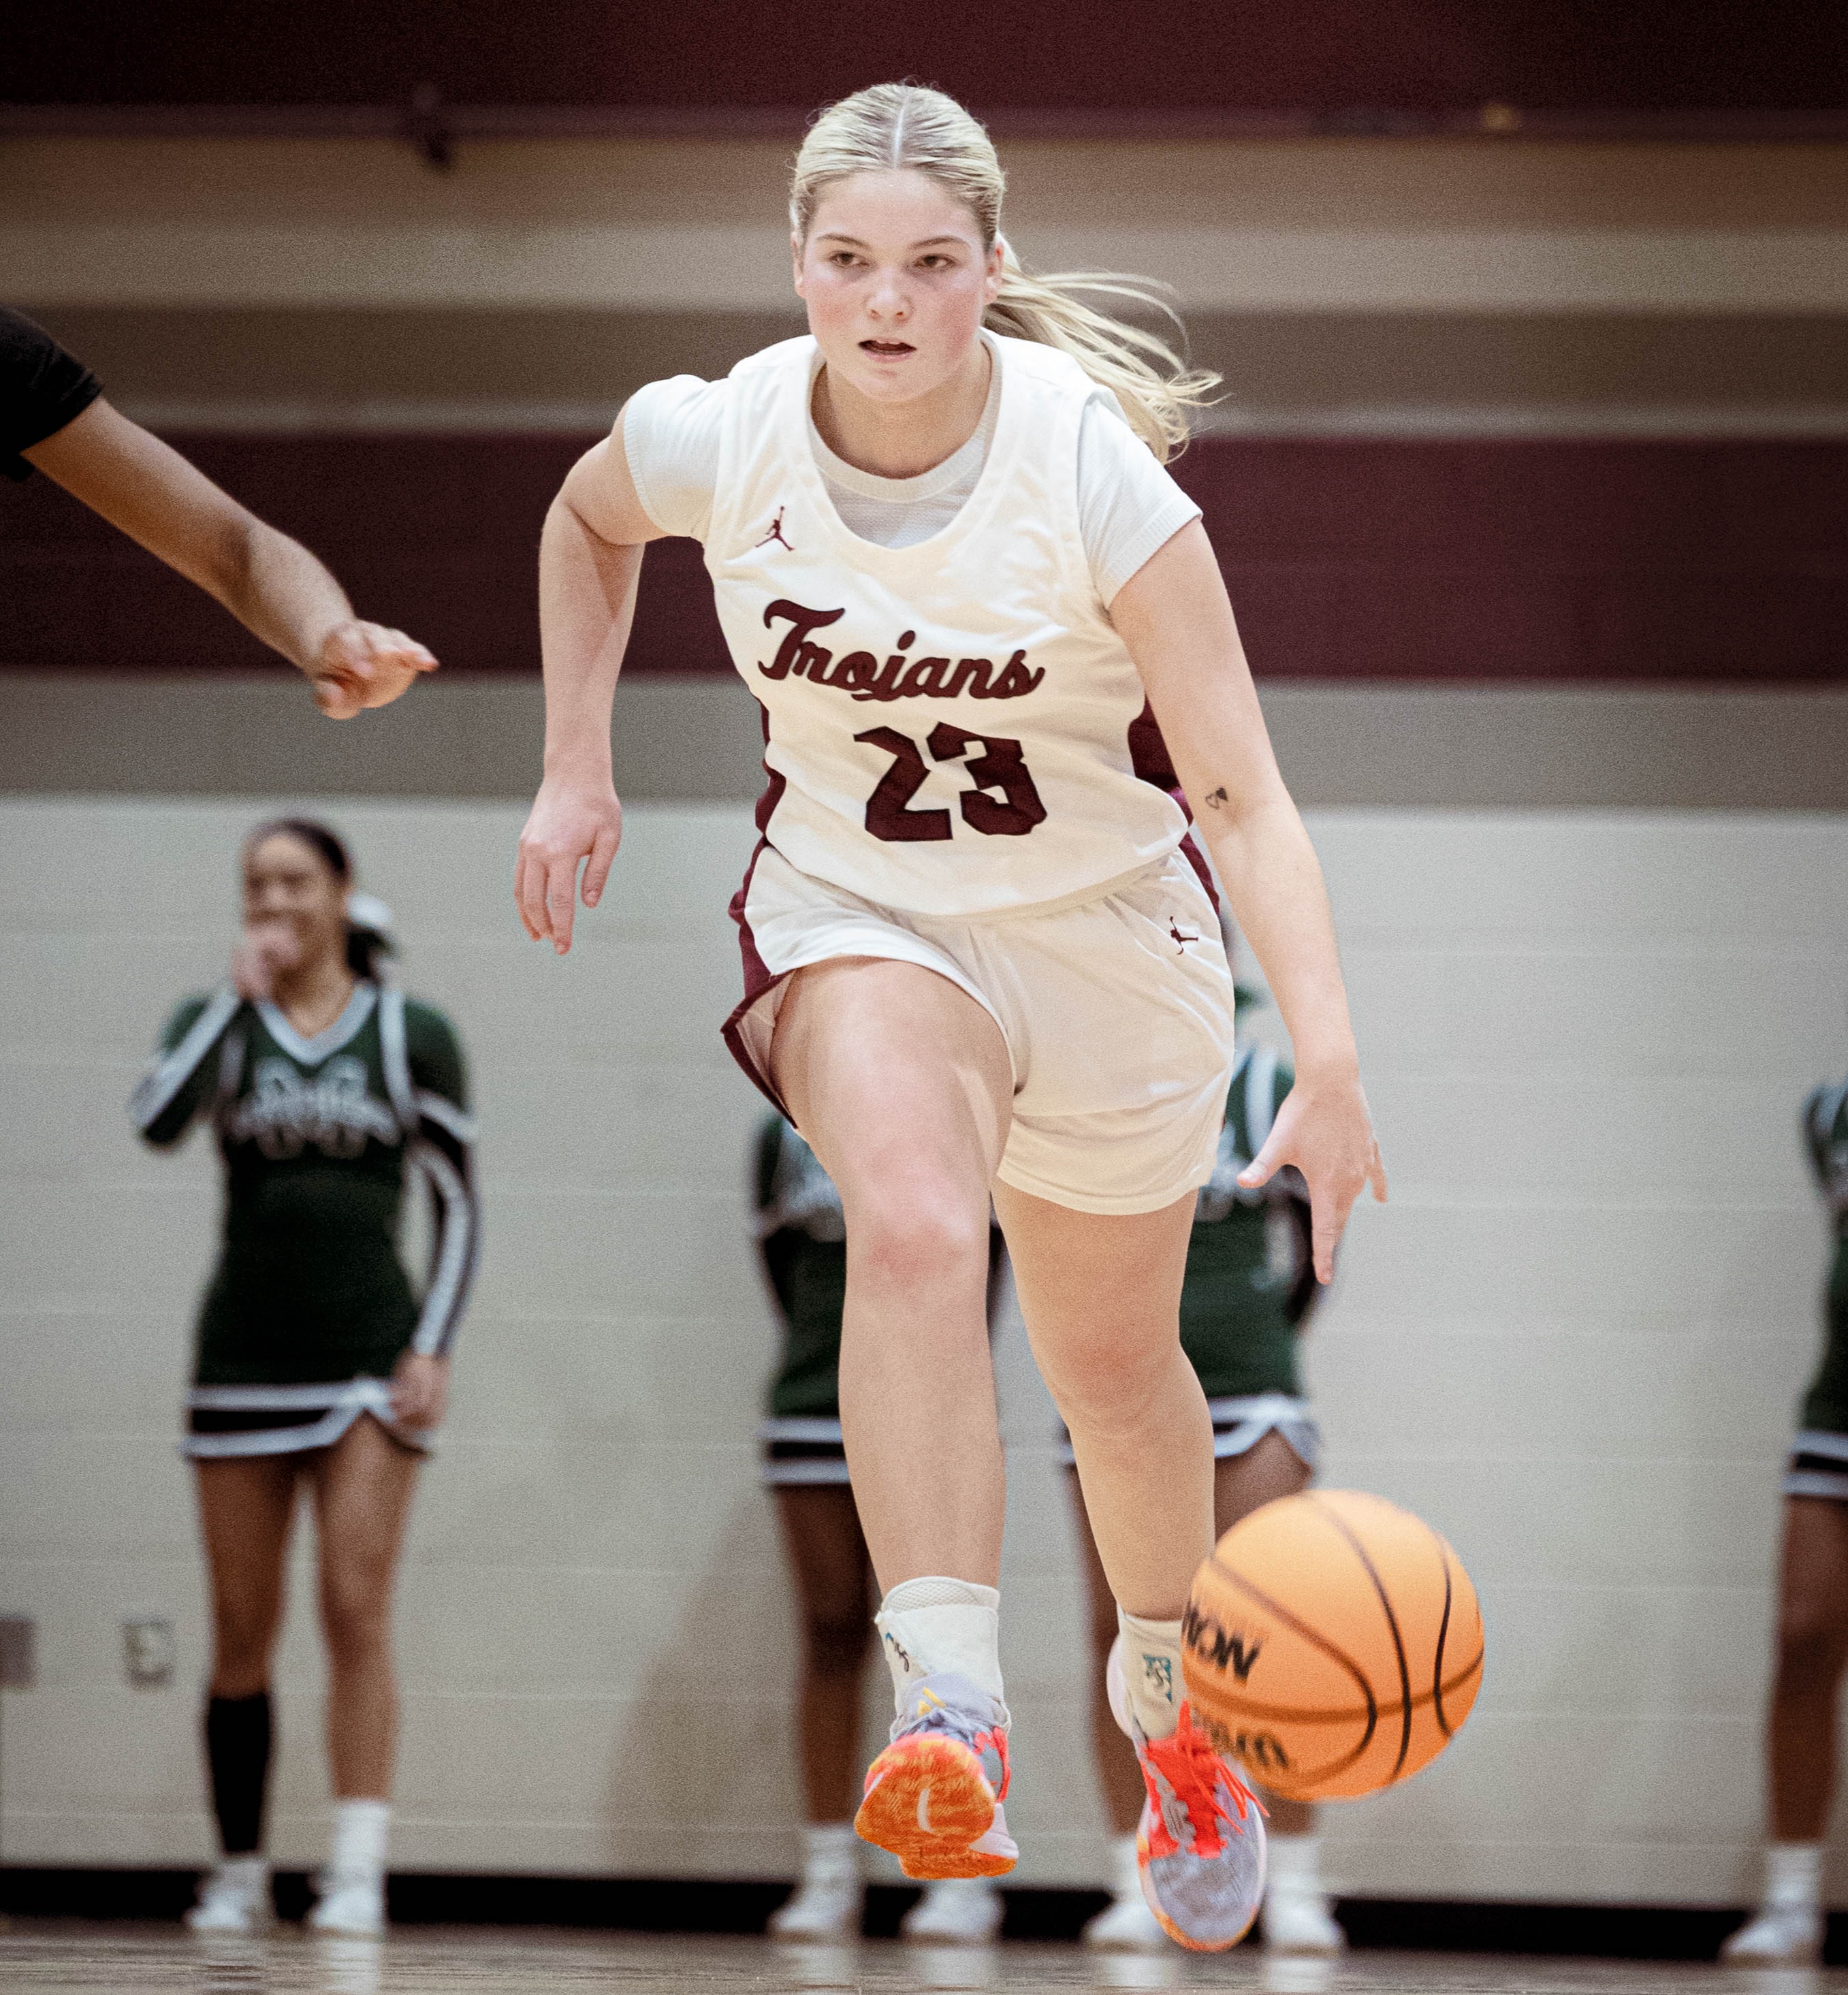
{"left": 1205, "top": 786, "right": 1229, "bottom": 809}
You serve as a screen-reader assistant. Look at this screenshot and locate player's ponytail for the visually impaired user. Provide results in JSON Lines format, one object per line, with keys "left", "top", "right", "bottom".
{"left": 791, "top": 83, "right": 1220, "bottom": 463}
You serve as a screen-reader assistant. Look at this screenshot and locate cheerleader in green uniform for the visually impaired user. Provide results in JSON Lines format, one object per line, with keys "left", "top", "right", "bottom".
{"left": 1725, "top": 1070, "right": 1848, "bottom": 1965}
{"left": 130, "top": 818, "right": 479, "bottom": 1939}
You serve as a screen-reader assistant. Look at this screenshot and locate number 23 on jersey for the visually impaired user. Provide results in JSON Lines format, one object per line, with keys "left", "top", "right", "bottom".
{"left": 856, "top": 723, "right": 1048, "bottom": 844}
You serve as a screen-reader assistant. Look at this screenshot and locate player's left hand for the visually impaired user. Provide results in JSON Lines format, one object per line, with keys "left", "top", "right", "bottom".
{"left": 1239, "top": 1066, "right": 1386, "bottom": 1283}
{"left": 389, "top": 1350, "right": 451, "bottom": 1431}
{"left": 310, "top": 620, "right": 439, "bottom": 718}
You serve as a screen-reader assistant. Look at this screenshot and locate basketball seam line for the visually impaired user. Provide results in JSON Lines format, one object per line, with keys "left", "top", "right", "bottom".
{"left": 1202, "top": 1648, "right": 1482, "bottom": 1726}
{"left": 1307, "top": 1493, "right": 1414, "bottom": 1779}
{"left": 1432, "top": 1533, "right": 1456, "bottom": 1739}
{"left": 1203, "top": 1555, "right": 1380, "bottom": 1780}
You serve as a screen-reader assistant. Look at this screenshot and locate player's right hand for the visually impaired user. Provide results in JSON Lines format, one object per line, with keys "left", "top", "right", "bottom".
{"left": 515, "top": 772, "right": 623, "bottom": 955}
{"left": 310, "top": 619, "right": 439, "bottom": 718}
{"left": 231, "top": 917, "right": 300, "bottom": 1000}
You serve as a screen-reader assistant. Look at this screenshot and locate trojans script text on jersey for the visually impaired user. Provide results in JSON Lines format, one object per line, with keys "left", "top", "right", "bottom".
{"left": 704, "top": 334, "right": 1190, "bottom": 917}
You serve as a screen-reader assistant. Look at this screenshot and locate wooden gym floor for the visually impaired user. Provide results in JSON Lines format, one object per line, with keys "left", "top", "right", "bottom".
{"left": 1, "top": 1926, "right": 1845, "bottom": 1995}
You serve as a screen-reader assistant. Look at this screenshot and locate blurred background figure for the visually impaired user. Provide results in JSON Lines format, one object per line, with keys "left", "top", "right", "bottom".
{"left": 129, "top": 818, "right": 479, "bottom": 1938}
{"left": 755, "top": 1111, "right": 1008, "bottom": 1945}
{"left": 2, "top": 304, "right": 436, "bottom": 718}
{"left": 1725, "top": 1057, "right": 1848, "bottom": 1966}
{"left": 1067, "top": 991, "right": 1342, "bottom": 1954}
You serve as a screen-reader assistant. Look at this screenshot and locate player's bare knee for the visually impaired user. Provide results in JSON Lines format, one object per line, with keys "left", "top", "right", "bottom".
{"left": 209, "top": 1633, "right": 274, "bottom": 1695}
{"left": 319, "top": 1571, "right": 392, "bottom": 1664}
{"left": 854, "top": 1196, "right": 987, "bottom": 1299}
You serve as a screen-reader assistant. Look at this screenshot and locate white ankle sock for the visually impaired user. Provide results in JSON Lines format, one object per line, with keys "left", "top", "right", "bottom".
{"left": 1766, "top": 1841, "right": 1823, "bottom": 1911}
{"left": 801, "top": 1821, "right": 861, "bottom": 1889}
{"left": 1266, "top": 1831, "right": 1324, "bottom": 1892}
{"left": 876, "top": 1577, "right": 1003, "bottom": 1708}
{"left": 328, "top": 1798, "right": 391, "bottom": 1881}
{"left": 1117, "top": 1609, "right": 1185, "bottom": 1740}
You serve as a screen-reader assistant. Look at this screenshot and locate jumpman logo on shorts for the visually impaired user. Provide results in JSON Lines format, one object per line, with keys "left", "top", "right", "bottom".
{"left": 754, "top": 507, "right": 793, "bottom": 553}
{"left": 1168, "top": 918, "right": 1199, "bottom": 953}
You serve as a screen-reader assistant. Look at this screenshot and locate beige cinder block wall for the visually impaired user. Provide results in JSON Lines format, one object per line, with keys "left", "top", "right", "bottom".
{"left": 3, "top": 792, "right": 1845, "bottom": 1900}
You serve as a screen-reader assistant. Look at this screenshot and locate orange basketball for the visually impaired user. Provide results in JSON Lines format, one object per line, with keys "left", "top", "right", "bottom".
{"left": 1181, "top": 1488, "right": 1482, "bottom": 1802}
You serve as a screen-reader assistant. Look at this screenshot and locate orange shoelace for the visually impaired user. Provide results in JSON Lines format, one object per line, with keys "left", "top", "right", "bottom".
{"left": 1142, "top": 1704, "right": 1264, "bottom": 1860}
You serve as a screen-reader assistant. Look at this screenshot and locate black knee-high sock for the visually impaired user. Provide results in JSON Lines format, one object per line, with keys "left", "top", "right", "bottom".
{"left": 204, "top": 1691, "right": 272, "bottom": 1857}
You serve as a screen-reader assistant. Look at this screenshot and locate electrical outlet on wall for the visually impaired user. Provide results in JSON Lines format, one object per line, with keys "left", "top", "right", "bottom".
{"left": 122, "top": 1616, "right": 175, "bottom": 1689}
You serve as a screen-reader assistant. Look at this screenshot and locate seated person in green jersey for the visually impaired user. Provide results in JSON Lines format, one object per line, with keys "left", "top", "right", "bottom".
{"left": 1064, "top": 1014, "right": 1343, "bottom": 1957}
{"left": 129, "top": 818, "right": 478, "bottom": 1943}
{"left": 756, "top": 1113, "right": 1007, "bottom": 1946}
{"left": 1725, "top": 1066, "right": 1848, "bottom": 1966}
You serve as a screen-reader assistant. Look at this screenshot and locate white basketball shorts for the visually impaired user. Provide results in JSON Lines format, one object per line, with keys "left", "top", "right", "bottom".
{"left": 723, "top": 841, "right": 1237, "bottom": 1215}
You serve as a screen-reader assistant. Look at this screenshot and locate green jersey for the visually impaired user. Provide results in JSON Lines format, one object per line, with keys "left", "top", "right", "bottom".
{"left": 131, "top": 982, "right": 479, "bottom": 1388}
{"left": 1181, "top": 1044, "right": 1317, "bottom": 1401}
{"left": 755, "top": 1115, "right": 850, "bottom": 1420}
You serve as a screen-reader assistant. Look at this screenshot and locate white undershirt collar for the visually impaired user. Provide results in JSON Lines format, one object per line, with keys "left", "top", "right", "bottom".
{"left": 807, "top": 345, "right": 1002, "bottom": 507}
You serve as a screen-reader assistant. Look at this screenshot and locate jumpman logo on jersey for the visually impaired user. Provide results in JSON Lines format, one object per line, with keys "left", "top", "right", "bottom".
{"left": 1168, "top": 918, "right": 1199, "bottom": 953}
{"left": 754, "top": 507, "right": 793, "bottom": 553}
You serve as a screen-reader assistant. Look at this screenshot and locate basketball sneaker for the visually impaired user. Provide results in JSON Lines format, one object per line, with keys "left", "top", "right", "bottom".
{"left": 855, "top": 1672, "right": 1017, "bottom": 1880}
{"left": 186, "top": 1855, "right": 272, "bottom": 1933}
{"left": 1108, "top": 1634, "right": 1266, "bottom": 1951}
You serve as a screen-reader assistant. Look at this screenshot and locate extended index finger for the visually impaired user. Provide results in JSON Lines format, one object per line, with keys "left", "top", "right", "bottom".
{"left": 378, "top": 627, "right": 439, "bottom": 673}
{"left": 1307, "top": 1168, "right": 1363, "bottom": 1285}
{"left": 513, "top": 846, "right": 547, "bottom": 942}
{"left": 544, "top": 853, "right": 579, "bottom": 955}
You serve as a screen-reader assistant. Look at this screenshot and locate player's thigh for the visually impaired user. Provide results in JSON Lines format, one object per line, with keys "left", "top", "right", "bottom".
{"left": 771, "top": 956, "right": 1012, "bottom": 1224}
{"left": 1213, "top": 1430, "right": 1313, "bottom": 1538}
{"left": 310, "top": 1415, "right": 422, "bottom": 1623}
{"left": 994, "top": 1181, "right": 1195, "bottom": 1405}
{"left": 193, "top": 1454, "right": 300, "bottom": 1640}
{"left": 1778, "top": 1497, "right": 1848, "bottom": 1662}
{"left": 775, "top": 1484, "right": 876, "bottom": 1665}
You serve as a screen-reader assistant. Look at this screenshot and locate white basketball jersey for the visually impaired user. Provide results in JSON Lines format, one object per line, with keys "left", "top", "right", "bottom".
{"left": 703, "top": 334, "right": 1191, "bottom": 916}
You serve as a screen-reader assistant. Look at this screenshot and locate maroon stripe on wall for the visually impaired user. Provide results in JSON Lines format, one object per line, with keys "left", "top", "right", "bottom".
{"left": 2, "top": 433, "right": 1843, "bottom": 684}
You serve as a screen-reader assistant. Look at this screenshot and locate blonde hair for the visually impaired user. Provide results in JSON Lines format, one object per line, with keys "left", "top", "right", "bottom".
{"left": 791, "top": 83, "right": 1219, "bottom": 463}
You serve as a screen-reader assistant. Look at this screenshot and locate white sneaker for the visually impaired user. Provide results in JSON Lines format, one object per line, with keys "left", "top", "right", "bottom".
{"left": 1721, "top": 1906, "right": 1823, "bottom": 1964}
{"left": 185, "top": 1855, "right": 272, "bottom": 1933}
{"left": 769, "top": 1874, "right": 864, "bottom": 1941}
{"left": 308, "top": 1870, "right": 386, "bottom": 1938}
{"left": 901, "top": 1877, "right": 1005, "bottom": 1943}
{"left": 1083, "top": 1891, "right": 1170, "bottom": 1951}
{"left": 1263, "top": 1878, "right": 1345, "bottom": 1955}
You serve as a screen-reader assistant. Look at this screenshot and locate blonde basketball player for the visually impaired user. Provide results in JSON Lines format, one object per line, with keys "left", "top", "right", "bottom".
{"left": 515, "top": 84, "right": 1385, "bottom": 1952}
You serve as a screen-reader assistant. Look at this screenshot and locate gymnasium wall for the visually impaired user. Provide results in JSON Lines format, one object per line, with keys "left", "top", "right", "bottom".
{"left": 3, "top": 98, "right": 1847, "bottom": 1911}
{"left": 3, "top": 796, "right": 1845, "bottom": 1904}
